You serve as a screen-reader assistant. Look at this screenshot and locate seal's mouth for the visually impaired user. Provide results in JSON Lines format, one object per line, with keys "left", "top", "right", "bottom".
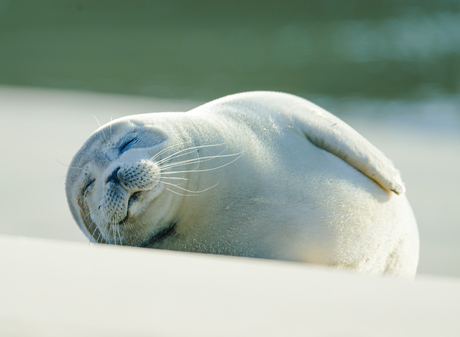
{"left": 117, "top": 191, "right": 142, "bottom": 225}
{"left": 128, "top": 191, "right": 141, "bottom": 208}
{"left": 138, "top": 222, "right": 177, "bottom": 248}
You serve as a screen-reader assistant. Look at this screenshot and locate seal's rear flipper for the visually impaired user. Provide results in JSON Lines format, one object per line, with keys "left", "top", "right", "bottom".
{"left": 295, "top": 102, "right": 405, "bottom": 195}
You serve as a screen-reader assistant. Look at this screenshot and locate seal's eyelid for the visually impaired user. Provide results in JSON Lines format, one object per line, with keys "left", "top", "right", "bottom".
{"left": 82, "top": 178, "right": 95, "bottom": 196}
{"left": 118, "top": 137, "right": 138, "bottom": 154}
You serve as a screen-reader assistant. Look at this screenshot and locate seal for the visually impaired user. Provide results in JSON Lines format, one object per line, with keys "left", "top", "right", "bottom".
{"left": 66, "top": 91, "right": 419, "bottom": 278}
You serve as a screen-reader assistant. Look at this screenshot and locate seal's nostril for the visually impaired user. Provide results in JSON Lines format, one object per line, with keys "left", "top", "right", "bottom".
{"left": 106, "top": 166, "right": 121, "bottom": 185}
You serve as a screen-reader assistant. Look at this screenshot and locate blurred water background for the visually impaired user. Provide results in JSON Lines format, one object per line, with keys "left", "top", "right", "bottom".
{"left": 0, "top": 1, "right": 459, "bottom": 277}
{"left": 1, "top": 0, "right": 459, "bottom": 100}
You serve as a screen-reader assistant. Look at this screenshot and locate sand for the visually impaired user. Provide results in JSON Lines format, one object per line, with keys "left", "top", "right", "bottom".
{"left": 1, "top": 235, "right": 459, "bottom": 337}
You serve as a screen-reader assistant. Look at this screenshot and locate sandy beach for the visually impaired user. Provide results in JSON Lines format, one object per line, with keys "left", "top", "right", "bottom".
{"left": 0, "top": 86, "right": 458, "bottom": 277}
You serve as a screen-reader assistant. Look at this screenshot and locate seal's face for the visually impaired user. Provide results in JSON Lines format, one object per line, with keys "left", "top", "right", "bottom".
{"left": 66, "top": 118, "right": 182, "bottom": 247}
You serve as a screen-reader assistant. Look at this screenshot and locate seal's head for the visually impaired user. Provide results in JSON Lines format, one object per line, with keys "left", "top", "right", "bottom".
{"left": 65, "top": 117, "right": 185, "bottom": 247}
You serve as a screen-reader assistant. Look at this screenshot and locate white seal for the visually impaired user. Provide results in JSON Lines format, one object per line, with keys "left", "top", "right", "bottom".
{"left": 66, "top": 92, "right": 419, "bottom": 278}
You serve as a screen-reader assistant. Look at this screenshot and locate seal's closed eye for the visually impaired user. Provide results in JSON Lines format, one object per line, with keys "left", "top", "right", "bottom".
{"left": 118, "top": 138, "right": 138, "bottom": 155}
{"left": 82, "top": 178, "right": 95, "bottom": 196}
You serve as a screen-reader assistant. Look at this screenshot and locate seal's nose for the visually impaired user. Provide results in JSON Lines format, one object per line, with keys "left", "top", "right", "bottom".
{"left": 106, "top": 166, "right": 121, "bottom": 185}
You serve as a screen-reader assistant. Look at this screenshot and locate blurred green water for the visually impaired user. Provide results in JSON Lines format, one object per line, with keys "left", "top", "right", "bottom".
{"left": 0, "top": 0, "right": 459, "bottom": 101}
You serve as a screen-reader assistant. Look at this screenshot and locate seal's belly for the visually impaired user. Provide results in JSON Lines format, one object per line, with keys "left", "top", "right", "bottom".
{"left": 206, "top": 135, "right": 405, "bottom": 265}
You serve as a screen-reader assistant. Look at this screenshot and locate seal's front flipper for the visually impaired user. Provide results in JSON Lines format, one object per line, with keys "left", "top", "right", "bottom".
{"left": 295, "top": 102, "right": 405, "bottom": 195}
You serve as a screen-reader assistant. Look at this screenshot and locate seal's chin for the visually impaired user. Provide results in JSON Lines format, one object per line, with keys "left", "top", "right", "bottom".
{"left": 138, "top": 221, "right": 177, "bottom": 248}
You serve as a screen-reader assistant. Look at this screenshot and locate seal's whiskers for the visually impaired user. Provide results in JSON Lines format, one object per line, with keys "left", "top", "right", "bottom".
{"left": 90, "top": 223, "right": 99, "bottom": 240}
{"left": 90, "top": 115, "right": 108, "bottom": 143}
{"left": 154, "top": 142, "right": 225, "bottom": 165}
{"left": 155, "top": 148, "right": 199, "bottom": 166}
{"left": 83, "top": 195, "right": 106, "bottom": 222}
{"left": 159, "top": 152, "right": 239, "bottom": 171}
{"left": 161, "top": 181, "right": 219, "bottom": 194}
{"left": 56, "top": 159, "right": 84, "bottom": 169}
{"left": 116, "top": 225, "right": 123, "bottom": 246}
{"left": 165, "top": 188, "right": 201, "bottom": 197}
{"left": 111, "top": 224, "right": 119, "bottom": 245}
{"left": 161, "top": 152, "right": 243, "bottom": 175}
{"left": 149, "top": 140, "right": 194, "bottom": 162}
{"left": 159, "top": 153, "right": 223, "bottom": 170}
{"left": 159, "top": 176, "right": 189, "bottom": 181}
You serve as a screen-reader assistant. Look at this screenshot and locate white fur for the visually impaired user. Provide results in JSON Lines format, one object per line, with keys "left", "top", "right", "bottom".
{"left": 66, "top": 92, "right": 419, "bottom": 278}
